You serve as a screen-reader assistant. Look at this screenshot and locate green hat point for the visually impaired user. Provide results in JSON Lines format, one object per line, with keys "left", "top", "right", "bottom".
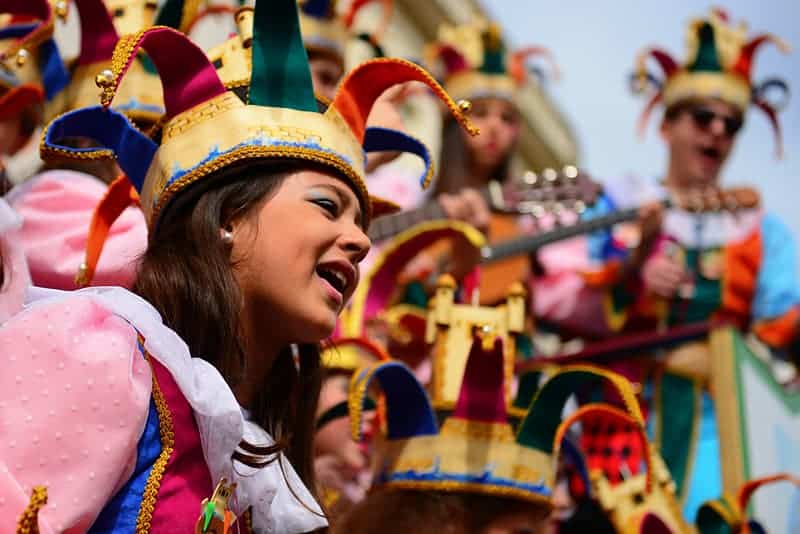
{"left": 249, "top": 0, "right": 317, "bottom": 111}
{"left": 689, "top": 22, "right": 723, "bottom": 73}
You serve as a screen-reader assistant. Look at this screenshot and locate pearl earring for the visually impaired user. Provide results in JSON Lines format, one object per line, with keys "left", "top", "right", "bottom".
{"left": 220, "top": 228, "right": 234, "bottom": 243}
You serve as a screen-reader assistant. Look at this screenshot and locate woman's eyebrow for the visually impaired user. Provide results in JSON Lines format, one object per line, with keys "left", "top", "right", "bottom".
{"left": 316, "top": 183, "right": 363, "bottom": 226}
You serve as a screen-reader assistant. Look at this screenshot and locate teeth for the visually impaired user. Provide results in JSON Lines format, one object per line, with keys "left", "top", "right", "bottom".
{"left": 318, "top": 267, "right": 348, "bottom": 292}
{"left": 332, "top": 270, "right": 347, "bottom": 288}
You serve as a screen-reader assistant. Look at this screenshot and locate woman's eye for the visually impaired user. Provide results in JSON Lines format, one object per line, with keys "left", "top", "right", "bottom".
{"left": 313, "top": 197, "right": 339, "bottom": 217}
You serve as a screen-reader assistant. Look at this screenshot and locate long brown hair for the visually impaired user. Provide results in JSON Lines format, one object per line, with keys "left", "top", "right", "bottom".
{"left": 434, "top": 116, "right": 514, "bottom": 195}
{"left": 133, "top": 162, "right": 323, "bottom": 502}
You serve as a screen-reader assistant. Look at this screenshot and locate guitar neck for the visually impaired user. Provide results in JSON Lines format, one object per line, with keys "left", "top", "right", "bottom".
{"left": 481, "top": 205, "right": 644, "bottom": 263}
{"left": 367, "top": 185, "right": 491, "bottom": 242}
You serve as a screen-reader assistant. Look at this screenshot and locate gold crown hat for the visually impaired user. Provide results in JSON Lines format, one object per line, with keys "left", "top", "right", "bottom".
{"left": 40, "top": 0, "right": 476, "bottom": 245}
{"left": 425, "top": 19, "right": 559, "bottom": 105}
{"left": 43, "top": 0, "right": 200, "bottom": 124}
{"left": 633, "top": 7, "right": 792, "bottom": 156}
{"left": 0, "top": 1, "right": 69, "bottom": 132}
{"left": 349, "top": 333, "right": 651, "bottom": 507}
{"left": 298, "top": 0, "right": 392, "bottom": 67}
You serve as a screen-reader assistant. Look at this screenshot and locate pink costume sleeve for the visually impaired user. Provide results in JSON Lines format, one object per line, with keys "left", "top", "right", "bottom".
{"left": 8, "top": 170, "right": 147, "bottom": 290}
{"left": 0, "top": 198, "right": 29, "bottom": 323}
{"left": 532, "top": 236, "right": 615, "bottom": 337}
{"left": 0, "top": 295, "right": 152, "bottom": 532}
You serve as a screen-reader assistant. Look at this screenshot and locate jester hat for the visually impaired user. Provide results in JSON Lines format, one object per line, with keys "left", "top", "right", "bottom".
{"left": 41, "top": 0, "right": 475, "bottom": 242}
{"left": 298, "top": 0, "right": 392, "bottom": 67}
{"left": 426, "top": 19, "right": 558, "bottom": 106}
{"left": 41, "top": 0, "right": 200, "bottom": 124}
{"left": 349, "top": 333, "right": 649, "bottom": 506}
{"left": 634, "top": 8, "right": 791, "bottom": 155}
{"left": 0, "top": 1, "right": 69, "bottom": 127}
{"left": 694, "top": 474, "right": 800, "bottom": 534}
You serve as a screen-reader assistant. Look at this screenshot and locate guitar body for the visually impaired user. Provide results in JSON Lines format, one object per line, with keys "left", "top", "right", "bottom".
{"left": 479, "top": 214, "right": 531, "bottom": 305}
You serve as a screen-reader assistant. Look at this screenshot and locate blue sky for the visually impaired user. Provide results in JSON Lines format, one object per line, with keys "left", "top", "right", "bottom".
{"left": 482, "top": 1, "right": 800, "bottom": 253}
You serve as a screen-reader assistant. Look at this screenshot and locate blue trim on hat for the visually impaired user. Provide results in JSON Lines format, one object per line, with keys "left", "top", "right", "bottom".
{"left": 161, "top": 134, "right": 356, "bottom": 207}
{"left": 0, "top": 22, "right": 37, "bottom": 40}
{"left": 352, "top": 361, "right": 438, "bottom": 440}
{"left": 364, "top": 127, "right": 433, "bottom": 188}
{"left": 300, "top": 0, "right": 333, "bottom": 19}
{"left": 43, "top": 106, "right": 157, "bottom": 192}
{"left": 37, "top": 38, "right": 69, "bottom": 100}
{"left": 383, "top": 458, "right": 552, "bottom": 498}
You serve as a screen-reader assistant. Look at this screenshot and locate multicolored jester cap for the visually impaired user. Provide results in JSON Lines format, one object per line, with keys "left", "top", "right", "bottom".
{"left": 425, "top": 18, "right": 559, "bottom": 105}
{"left": 47, "top": 0, "right": 201, "bottom": 125}
{"left": 633, "top": 7, "right": 791, "bottom": 156}
{"left": 0, "top": 0, "right": 69, "bottom": 123}
{"left": 349, "top": 334, "right": 650, "bottom": 506}
{"left": 40, "top": 0, "right": 476, "bottom": 238}
{"left": 299, "top": 0, "right": 392, "bottom": 66}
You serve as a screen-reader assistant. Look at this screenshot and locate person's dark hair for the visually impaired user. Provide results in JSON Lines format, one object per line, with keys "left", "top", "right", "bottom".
{"left": 132, "top": 161, "right": 324, "bottom": 506}
{"left": 333, "top": 488, "right": 549, "bottom": 534}
{"left": 434, "top": 116, "right": 513, "bottom": 196}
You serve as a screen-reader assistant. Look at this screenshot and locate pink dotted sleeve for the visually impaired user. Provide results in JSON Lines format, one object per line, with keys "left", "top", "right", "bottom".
{"left": 9, "top": 170, "right": 147, "bottom": 290}
{"left": 0, "top": 295, "right": 152, "bottom": 532}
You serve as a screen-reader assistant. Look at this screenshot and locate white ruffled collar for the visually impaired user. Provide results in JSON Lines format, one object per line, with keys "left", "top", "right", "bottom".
{"left": 25, "top": 286, "right": 328, "bottom": 534}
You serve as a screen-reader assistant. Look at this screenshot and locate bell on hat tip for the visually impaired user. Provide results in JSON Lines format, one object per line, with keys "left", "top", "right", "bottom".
{"left": 15, "top": 49, "right": 28, "bottom": 67}
{"left": 457, "top": 99, "right": 472, "bottom": 114}
{"left": 95, "top": 69, "right": 115, "bottom": 89}
{"left": 54, "top": 0, "right": 69, "bottom": 19}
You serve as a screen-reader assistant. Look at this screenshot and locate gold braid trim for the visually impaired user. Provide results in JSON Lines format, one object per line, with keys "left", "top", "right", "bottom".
{"left": 149, "top": 143, "right": 371, "bottom": 230}
{"left": 348, "top": 363, "right": 383, "bottom": 441}
{"left": 332, "top": 57, "right": 480, "bottom": 140}
{"left": 1, "top": 18, "right": 55, "bottom": 64}
{"left": 16, "top": 487, "right": 47, "bottom": 534}
{"left": 135, "top": 351, "right": 175, "bottom": 534}
{"left": 103, "top": 26, "right": 172, "bottom": 108}
{"left": 39, "top": 106, "right": 149, "bottom": 163}
{"left": 384, "top": 479, "right": 552, "bottom": 509}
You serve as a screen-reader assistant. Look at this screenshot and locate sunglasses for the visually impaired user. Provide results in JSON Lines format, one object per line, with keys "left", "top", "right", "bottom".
{"left": 688, "top": 107, "right": 743, "bottom": 137}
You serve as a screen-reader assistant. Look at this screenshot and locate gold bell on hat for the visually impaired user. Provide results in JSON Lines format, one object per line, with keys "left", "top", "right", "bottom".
{"left": 15, "top": 49, "right": 28, "bottom": 67}
{"left": 457, "top": 99, "right": 472, "bottom": 114}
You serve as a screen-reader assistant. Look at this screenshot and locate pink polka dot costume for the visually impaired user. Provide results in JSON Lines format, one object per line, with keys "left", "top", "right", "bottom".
{"left": 0, "top": 0, "right": 474, "bottom": 527}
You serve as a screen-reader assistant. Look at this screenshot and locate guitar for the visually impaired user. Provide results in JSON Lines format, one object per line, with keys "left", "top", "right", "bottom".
{"left": 367, "top": 166, "right": 601, "bottom": 242}
{"left": 477, "top": 185, "right": 761, "bottom": 304}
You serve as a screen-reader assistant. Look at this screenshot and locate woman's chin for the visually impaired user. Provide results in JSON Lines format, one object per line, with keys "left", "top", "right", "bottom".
{"left": 297, "top": 309, "right": 338, "bottom": 343}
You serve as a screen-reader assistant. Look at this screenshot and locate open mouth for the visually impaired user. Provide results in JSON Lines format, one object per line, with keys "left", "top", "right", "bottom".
{"left": 698, "top": 145, "right": 721, "bottom": 163}
{"left": 316, "top": 266, "right": 348, "bottom": 296}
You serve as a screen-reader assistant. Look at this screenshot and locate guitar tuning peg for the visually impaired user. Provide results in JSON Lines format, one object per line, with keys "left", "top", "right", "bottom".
{"left": 542, "top": 168, "right": 558, "bottom": 183}
{"left": 562, "top": 165, "right": 579, "bottom": 180}
{"left": 531, "top": 204, "right": 546, "bottom": 218}
{"left": 572, "top": 200, "right": 586, "bottom": 214}
{"left": 523, "top": 171, "right": 538, "bottom": 186}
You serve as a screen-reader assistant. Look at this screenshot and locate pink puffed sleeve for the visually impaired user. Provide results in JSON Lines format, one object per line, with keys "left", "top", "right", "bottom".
{"left": 0, "top": 198, "right": 29, "bottom": 323}
{"left": 9, "top": 170, "right": 147, "bottom": 290}
{"left": 0, "top": 295, "right": 152, "bottom": 532}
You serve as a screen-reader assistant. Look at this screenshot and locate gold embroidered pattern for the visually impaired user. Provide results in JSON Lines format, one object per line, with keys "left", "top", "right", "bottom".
{"left": 440, "top": 418, "right": 514, "bottom": 442}
{"left": 135, "top": 351, "right": 175, "bottom": 534}
{"left": 149, "top": 143, "right": 370, "bottom": 230}
{"left": 161, "top": 92, "right": 241, "bottom": 140}
{"left": 15, "top": 486, "right": 48, "bottom": 534}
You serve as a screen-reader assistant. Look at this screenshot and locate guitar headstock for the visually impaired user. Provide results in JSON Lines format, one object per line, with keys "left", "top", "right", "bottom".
{"left": 488, "top": 166, "right": 603, "bottom": 217}
{"left": 670, "top": 186, "right": 760, "bottom": 213}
